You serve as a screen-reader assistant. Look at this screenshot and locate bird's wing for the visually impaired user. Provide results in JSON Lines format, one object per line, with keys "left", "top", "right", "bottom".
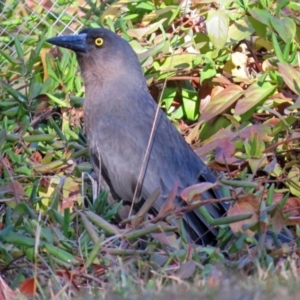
{"left": 141, "top": 107, "right": 227, "bottom": 243}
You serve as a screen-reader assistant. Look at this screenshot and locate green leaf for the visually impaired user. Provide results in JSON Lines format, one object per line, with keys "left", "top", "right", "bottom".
{"left": 286, "top": 166, "right": 300, "bottom": 197}
{"left": 249, "top": 7, "right": 271, "bottom": 26}
{"left": 0, "top": 80, "right": 27, "bottom": 103}
{"left": 14, "top": 37, "right": 24, "bottom": 60}
{"left": 272, "top": 32, "right": 284, "bottom": 63}
{"left": 206, "top": 9, "right": 229, "bottom": 50}
{"left": 15, "top": 166, "right": 32, "bottom": 175}
{"left": 44, "top": 243, "right": 78, "bottom": 264}
{"left": 270, "top": 16, "right": 296, "bottom": 43}
{"left": 181, "top": 89, "right": 199, "bottom": 121}
{"left": 199, "top": 85, "right": 244, "bottom": 124}
{"left": 248, "top": 16, "right": 267, "bottom": 38}
{"left": 278, "top": 62, "right": 300, "bottom": 95}
{"left": 127, "top": 19, "right": 166, "bottom": 39}
{"left": 0, "top": 49, "right": 20, "bottom": 64}
{"left": 46, "top": 93, "right": 69, "bottom": 107}
{"left": 161, "top": 87, "right": 176, "bottom": 110}
{"left": 200, "top": 56, "right": 216, "bottom": 83}
{"left": 234, "top": 82, "right": 276, "bottom": 115}
{"left": 227, "top": 16, "right": 255, "bottom": 44}
{"left": 275, "top": 0, "right": 291, "bottom": 14}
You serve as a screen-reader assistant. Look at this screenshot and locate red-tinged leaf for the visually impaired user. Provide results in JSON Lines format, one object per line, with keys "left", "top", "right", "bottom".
{"left": 240, "top": 124, "right": 273, "bottom": 142}
{"left": 278, "top": 62, "right": 300, "bottom": 95}
{"left": 210, "top": 86, "right": 224, "bottom": 99}
{"left": 181, "top": 182, "right": 217, "bottom": 203}
{"left": 0, "top": 180, "right": 25, "bottom": 202}
{"left": 56, "top": 270, "right": 80, "bottom": 290}
{"left": 212, "top": 76, "right": 232, "bottom": 85}
{"left": 176, "top": 261, "right": 196, "bottom": 279}
{"left": 282, "top": 197, "right": 300, "bottom": 216}
{"left": 234, "top": 82, "right": 276, "bottom": 115}
{"left": 238, "top": 194, "right": 260, "bottom": 210}
{"left": 215, "top": 138, "right": 237, "bottom": 164}
{"left": 208, "top": 161, "right": 230, "bottom": 172}
{"left": 264, "top": 117, "right": 281, "bottom": 127}
{"left": 227, "top": 202, "right": 257, "bottom": 237}
{"left": 152, "top": 229, "right": 179, "bottom": 249}
{"left": 206, "top": 9, "right": 229, "bottom": 49}
{"left": 199, "top": 93, "right": 211, "bottom": 113}
{"left": 30, "top": 151, "right": 43, "bottom": 163}
{"left": 158, "top": 182, "right": 178, "bottom": 217}
{"left": 270, "top": 16, "right": 296, "bottom": 43}
{"left": 271, "top": 208, "right": 285, "bottom": 233}
{"left": 18, "top": 278, "right": 36, "bottom": 296}
{"left": 195, "top": 128, "right": 237, "bottom": 158}
{"left": 92, "top": 264, "right": 107, "bottom": 276}
{"left": 0, "top": 276, "right": 18, "bottom": 300}
{"left": 199, "top": 85, "right": 243, "bottom": 124}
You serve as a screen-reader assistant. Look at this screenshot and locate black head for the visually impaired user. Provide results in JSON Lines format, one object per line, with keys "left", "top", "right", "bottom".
{"left": 46, "top": 28, "right": 143, "bottom": 85}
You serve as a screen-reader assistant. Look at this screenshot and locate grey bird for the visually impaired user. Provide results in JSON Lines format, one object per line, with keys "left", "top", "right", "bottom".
{"left": 47, "top": 28, "right": 227, "bottom": 245}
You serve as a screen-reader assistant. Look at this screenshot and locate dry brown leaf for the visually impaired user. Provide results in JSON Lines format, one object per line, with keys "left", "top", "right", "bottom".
{"left": 56, "top": 270, "right": 79, "bottom": 290}
{"left": 30, "top": 151, "right": 43, "bottom": 164}
{"left": 212, "top": 76, "right": 233, "bottom": 85}
{"left": 284, "top": 197, "right": 300, "bottom": 216}
{"left": 61, "top": 177, "right": 80, "bottom": 212}
{"left": 271, "top": 208, "right": 285, "bottom": 234}
{"left": 273, "top": 194, "right": 300, "bottom": 217}
{"left": 0, "top": 180, "right": 25, "bottom": 202}
{"left": 157, "top": 182, "right": 178, "bottom": 217}
{"left": 152, "top": 228, "right": 180, "bottom": 249}
{"left": 227, "top": 202, "right": 257, "bottom": 237}
{"left": 40, "top": 48, "right": 50, "bottom": 82}
{"left": 238, "top": 194, "right": 260, "bottom": 210}
{"left": 181, "top": 182, "right": 217, "bottom": 203}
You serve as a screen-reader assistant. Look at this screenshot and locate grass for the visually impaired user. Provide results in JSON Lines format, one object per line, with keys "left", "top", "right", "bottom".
{"left": 1, "top": 0, "right": 300, "bottom": 298}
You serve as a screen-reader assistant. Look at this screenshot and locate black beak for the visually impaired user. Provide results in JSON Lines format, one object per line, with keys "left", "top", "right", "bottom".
{"left": 46, "top": 33, "right": 88, "bottom": 53}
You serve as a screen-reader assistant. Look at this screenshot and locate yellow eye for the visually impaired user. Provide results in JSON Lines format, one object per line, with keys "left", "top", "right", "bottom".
{"left": 95, "top": 37, "right": 104, "bottom": 46}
